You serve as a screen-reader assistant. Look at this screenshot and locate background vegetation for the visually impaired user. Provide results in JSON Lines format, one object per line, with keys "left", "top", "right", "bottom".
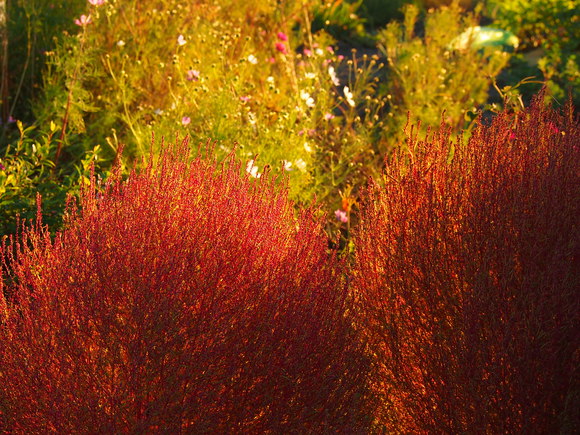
{"left": 1, "top": 0, "right": 577, "bottom": 239}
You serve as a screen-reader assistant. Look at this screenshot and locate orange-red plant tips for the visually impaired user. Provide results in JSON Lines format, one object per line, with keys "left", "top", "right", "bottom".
{"left": 0, "top": 137, "right": 369, "bottom": 432}
{"left": 354, "top": 95, "right": 580, "bottom": 433}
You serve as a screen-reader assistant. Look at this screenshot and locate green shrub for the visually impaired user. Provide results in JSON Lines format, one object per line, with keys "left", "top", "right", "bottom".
{"left": 0, "top": 120, "right": 104, "bottom": 235}
{"left": 377, "top": 2, "right": 511, "bottom": 146}
{"left": 2, "top": 0, "right": 86, "bottom": 124}
{"left": 486, "top": 0, "right": 580, "bottom": 105}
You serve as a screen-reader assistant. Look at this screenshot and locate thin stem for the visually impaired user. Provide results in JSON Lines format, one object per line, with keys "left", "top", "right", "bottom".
{"left": 0, "top": 0, "right": 9, "bottom": 125}
{"left": 54, "top": 28, "right": 87, "bottom": 168}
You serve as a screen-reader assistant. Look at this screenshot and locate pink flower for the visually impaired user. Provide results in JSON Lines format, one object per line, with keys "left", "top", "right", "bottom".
{"left": 74, "top": 14, "right": 92, "bottom": 26}
{"left": 326, "top": 46, "right": 335, "bottom": 54}
{"left": 303, "top": 48, "right": 312, "bottom": 57}
{"left": 240, "top": 96, "right": 251, "bottom": 103}
{"left": 337, "top": 55, "right": 345, "bottom": 62}
{"left": 267, "top": 57, "right": 276, "bottom": 64}
{"left": 186, "top": 69, "right": 200, "bottom": 81}
{"left": 324, "top": 113, "right": 335, "bottom": 121}
{"left": 277, "top": 32, "right": 288, "bottom": 41}
{"left": 88, "top": 0, "right": 105, "bottom": 6}
{"left": 509, "top": 131, "right": 517, "bottom": 140}
{"left": 181, "top": 116, "right": 191, "bottom": 126}
{"left": 275, "top": 42, "right": 287, "bottom": 55}
{"left": 335, "top": 209, "right": 348, "bottom": 223}
{"left": 0, "top": 162, "right": 5, "bottom": 171}
{"left": 548, "top": 122, "right": 559, "bottom": 134}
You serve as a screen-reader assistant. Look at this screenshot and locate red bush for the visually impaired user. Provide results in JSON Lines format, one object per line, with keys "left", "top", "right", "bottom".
{"left": 0, "top": 138, "right": 370, "bottom": 433}
{"left": 354, "top": 97, "right": 579, "bottom": 433}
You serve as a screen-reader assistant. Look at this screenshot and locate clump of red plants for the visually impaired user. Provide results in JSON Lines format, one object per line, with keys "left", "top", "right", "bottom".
{"left": 0, "top": 138, "right": 371, "bottom": 432}
{"left": 354, "top": 95, "right": 579, "bottom": 433}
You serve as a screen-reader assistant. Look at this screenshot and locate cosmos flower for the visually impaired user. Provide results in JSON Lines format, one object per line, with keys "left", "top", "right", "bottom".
{"left": 328, "top": 66, "right": 340, "bottom": 86}
{"left": 246, "top": 160, "right": 261, "bottom": 178}
{"left": 334, "top": 209, "right": 348, "bottom": 223}
{"left": 186, "top": 69, "right": 200, "bottom": 81}
{"left": 344, "top": 86, "right": 355, "bottom": 107}
{"left": 74, "top": 14, "right": 92, "bottom": 26}
{"left": 275, "top": 42, "right": 287, "bottom": 55}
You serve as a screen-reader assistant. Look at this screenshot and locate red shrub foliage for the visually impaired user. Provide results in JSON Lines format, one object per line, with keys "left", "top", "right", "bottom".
{"left": 0, "top": 138, "right": 371, "bottom": 433}
{"left": 354, "top": 97, "right": 580, "bottom": 433}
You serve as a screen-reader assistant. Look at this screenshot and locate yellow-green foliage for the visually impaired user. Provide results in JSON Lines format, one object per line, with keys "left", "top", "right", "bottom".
{"left": 486, "top": 0, "right": 580, "bottom": 104}
{"left": 2, "top": 0, "right": 553, "bottom": 241}
{"left": 378, "top": 2, "right": 510, "bottom": 140}
{"left": 27, "top": 0, "right": 391, "bottom": 241}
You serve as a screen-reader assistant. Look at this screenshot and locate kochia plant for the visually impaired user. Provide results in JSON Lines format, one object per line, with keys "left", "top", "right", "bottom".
{"left": 354, "top": 96, "right": 579, "bottom": 433}
{"left": 0, "top": 137, "right": 369, "bottom": 432}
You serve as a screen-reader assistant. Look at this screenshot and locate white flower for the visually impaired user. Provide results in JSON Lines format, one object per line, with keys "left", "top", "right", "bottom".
{"left": 246, "top": 160, "right": 261, "bottom": 178}
{"left": 328, "top": 66, "right": 340, "bottom": 86}
{"left": 177, "top": 34, "right": 187, "bottom": 46}
{"left": 295, "top": 158, "right": 307, "bottom": 172}
{"left": 282, "top": 160, "right": 293, "bottom": 171}
{"left": 247, "top": 54, "right": 258, "bottom": 64}
{"left": 304, "top": 142, "right": 313, "bottom": 153}
{"left": 266, "top": 76, "right": 275, "bottom": 84}
{"left": 343, "top": 86, "right": 355, "bottom": 107}
{"left": 305, "top": 72, "right": 316, "bottom": 79}
{"left": 300, "top": 90, "right": 315, "bottom": 108}
{"left": 117, "top": 40, "right": 126, "bottom": 47}
{"left": 315, "top": 48, "right": 324, "bottom": 56}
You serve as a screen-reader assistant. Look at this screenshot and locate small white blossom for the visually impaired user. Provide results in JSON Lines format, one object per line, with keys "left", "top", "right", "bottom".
{"left": 328, "top": 66, "right": 340, "bottom": 86}
{"left": 246, "top": 160, "right": 261, "bottom": 178}
{"left": 300, "top": 90, "right": 315, "bottom": 108}
{"left": 343, "top": 86, "right": 355, "bottom": 107}
{"left": 295, "top": 158, "right": 307, "bottom": 172}
{"left": 247, "top": 54, "right": 258, "bottom": 64}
